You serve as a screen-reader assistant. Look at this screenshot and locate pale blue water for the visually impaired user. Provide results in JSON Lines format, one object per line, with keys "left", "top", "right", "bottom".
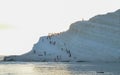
{"left": 0, "top": 62, "right": 120, "bottom": 75}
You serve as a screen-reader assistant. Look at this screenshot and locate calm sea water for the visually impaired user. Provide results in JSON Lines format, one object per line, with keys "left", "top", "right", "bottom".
{"left": 0, "top": 62, "right": 120, "bottom": 75}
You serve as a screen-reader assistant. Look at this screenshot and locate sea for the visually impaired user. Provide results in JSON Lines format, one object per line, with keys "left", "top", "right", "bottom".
{"left": 0, "top": 61, "right": 120, "bottom": 75}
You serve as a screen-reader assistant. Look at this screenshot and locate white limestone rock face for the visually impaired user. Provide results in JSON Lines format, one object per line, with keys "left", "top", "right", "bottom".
{"left": 4, "top": 9, "right": 120, "bottom": 62}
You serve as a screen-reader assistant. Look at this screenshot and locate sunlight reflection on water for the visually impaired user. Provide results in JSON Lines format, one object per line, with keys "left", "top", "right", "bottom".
{"left": 0, "top": 62, "right": 120, "bottom": 75}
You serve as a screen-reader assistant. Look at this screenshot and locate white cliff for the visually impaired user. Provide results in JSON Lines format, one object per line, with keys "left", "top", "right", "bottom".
{"left": 4, "top": 9, "right": 120, "bottom": 62}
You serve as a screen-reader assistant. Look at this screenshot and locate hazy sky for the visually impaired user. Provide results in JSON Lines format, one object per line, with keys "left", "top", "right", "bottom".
{"left": 0, "top": 0, "right": 120, "bottom": 55}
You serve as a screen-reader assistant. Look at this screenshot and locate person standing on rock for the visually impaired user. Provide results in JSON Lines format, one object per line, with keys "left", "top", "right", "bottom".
{"left": 44, "top": 51, "right": 46, "bottom": 56}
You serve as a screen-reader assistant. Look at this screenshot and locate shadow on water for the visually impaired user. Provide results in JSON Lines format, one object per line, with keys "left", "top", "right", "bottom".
{"left": 65, "top": 62, "right": 120, "bottom": 75}
{"left": 0, "top": 62, "right": 120, "bottom": 75}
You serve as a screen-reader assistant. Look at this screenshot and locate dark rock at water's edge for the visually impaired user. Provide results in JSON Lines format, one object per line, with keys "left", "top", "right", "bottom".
{"left": 3, "top": 56, "right": 17, "bottom": 61}
{"left": 97, "top": 72, "right": 104, "bottom": 73}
